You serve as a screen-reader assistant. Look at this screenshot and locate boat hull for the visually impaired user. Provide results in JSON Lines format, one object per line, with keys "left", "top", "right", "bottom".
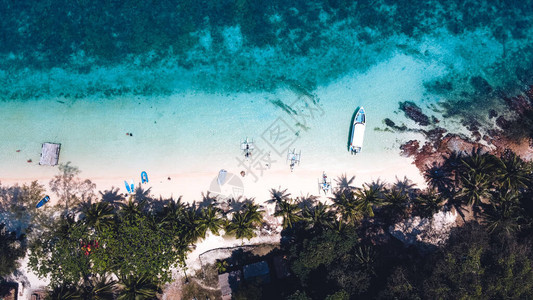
{"left": 349, "top": 107, "right": 366, "bottom": 154}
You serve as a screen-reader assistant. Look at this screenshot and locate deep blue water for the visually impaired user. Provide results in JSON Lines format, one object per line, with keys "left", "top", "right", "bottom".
{"left": 1, "top": 0, "right": 532, "bottom": 115}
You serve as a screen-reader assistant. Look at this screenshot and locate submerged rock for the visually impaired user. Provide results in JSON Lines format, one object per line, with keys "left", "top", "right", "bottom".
{"left": 400, "top": 140, "right": 419, "bottom": 157}
{"left": 389, "top": 210, "right": 457, "bottom": 248}
{"left": 399, "top": 101, "right": 431, "bottom": 126}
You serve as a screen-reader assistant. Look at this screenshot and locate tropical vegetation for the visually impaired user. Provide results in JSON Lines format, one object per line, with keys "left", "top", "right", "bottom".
{"left": 1, "top": 149, "right": 532, "bottom": 299}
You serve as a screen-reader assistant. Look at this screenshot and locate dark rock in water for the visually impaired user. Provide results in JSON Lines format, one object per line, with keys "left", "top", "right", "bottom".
{"left": 270, "top": 99, "right": 297, "bottom": 115}
{"left": 399, "top": 101, "right": 430, "bottom": 126}
{"left": 400, "top": 140, "right": 419, "bottom": 157}
{"left": 424, "top": 127, "right": 447, "bottom": 142}
{"left": 526, "top": 85, "right": 533, "bottom": 103}
{"left": 504, "top": 94, "right": 532, "bottom": 116}
{"left": 472, "top": 130, "right": 482, "bottom": 142}
{"left": 383, "top": 118, "right": 408, "bottom": 131}
{"left": 470, "top": 76, "right": 493, "bottom": 95}
{"left": 488, "top": 109, "right": 497, "bottom": 119}
{"left": 384, "top": 118, "right": 396, "bottom": 127}
{"left": 463, "top": 118, "right": 481, "bottom": 132}
{"left": 496, "top": 116, "right": 509, "bottom": 129}
{"left": 431, "top": 116, "right": 440, "bottom": 123}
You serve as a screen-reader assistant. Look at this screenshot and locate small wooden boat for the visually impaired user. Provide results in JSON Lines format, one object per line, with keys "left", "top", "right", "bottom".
{"left": 141, "top": 171, "right": 149, "bottom": 184}
{"left": 287, "top": 149, "right": 301, "bottom": 172}
{"left": 349, "top": 106, "right": 366, "bottom": 154}
{"left": 318, "top": 172, "right": 332, "bottom": 194}
{"left": 240, "top": 138, "right": 254, "bottom": 158}
{"left": 36, "top": 195, "right": 50, "bottom": 208}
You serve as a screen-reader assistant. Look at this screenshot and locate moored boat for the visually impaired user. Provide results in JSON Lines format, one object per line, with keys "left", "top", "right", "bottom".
{"left": 349, "top": 106, "right": 366, "bottom": 154}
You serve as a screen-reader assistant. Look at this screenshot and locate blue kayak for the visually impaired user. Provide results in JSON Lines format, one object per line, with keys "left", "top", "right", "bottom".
{"left": 124, "top": 180, "right": 131, "bottom": 193}
{"left": 141, "top": 171, "right": 149, "bottom": 184}
{"left": 36, "top": 196, "right": 50, "bottom": 208}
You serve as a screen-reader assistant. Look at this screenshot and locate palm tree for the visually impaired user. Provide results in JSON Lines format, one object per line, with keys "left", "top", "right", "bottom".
{"left": 118, "top": 198, "right": 145, "bottom": 221}
{"left": 79, "top": 275, "right": 117, "bottom": 300}
{"left": 335, "top": 174, "right": 356, "bottom": 192}
{"left": 355, "top": 245, "right": 376, "bottom": 275}
{"left": 413, "top": 189, "right": 445, "bottom": 218}
{"left": 197, "top": 205, "right": 225, "bottom": 237}
{"left": 424, "top": 163, "right": 453, "bottom": 195}
{"left": 493, "top": 152, "right": 531, "bottom": 191}
{"left": 225, "top": 211, "right": 257, "bottom": 241}
{"left": 330, "top": 190, "right": 361, "bottom": 225}
{"left": 267, "top": 187, "right": 291, "bottom": 205}
{"left": 457, "top": 172, "right": 492, "bottom": 208}
{"left": 442, "top": 151, "right": 464, "bottom": 189}
{"left": 296, "top": 193, "right": 319, "bottom": 210}
{"left": 354, "top": 184, "right": 383, "bottom": 218}
{"left": 302, "top": 202, "right": 335, "bottom": 230}
{"left": 82, "top": 202, "right": 115, "bottom": 232}
{"left": 159, "top": 197, "right": 186, "bottom": 233}
{"left": 274, "top": 199, "right": 302, "bottom": 229}
{"left": 181, "top": 206, "right": 203, "bottom": 243}
{"left": 117, "top": 274, "right": 159, "bottom": 300}
{"left": 241, "top": 202, "right": 264, "bottom": 225}
{"left": 460, "top": 148, "right": 495, "bottom": 177}
{"left": 483, "top": 191, "right": 523, "bottom": 236}
{"left": 381, "top": 188, "right": 410, "bottom": 222}
{"left": 393, "top": 176, "right": 418, "bottom": 196}
{"left": 46, "top": 284, "right": 81, "bottom": 299}
{"left": 331, "top": 219, "right": 347, "bottom": 234}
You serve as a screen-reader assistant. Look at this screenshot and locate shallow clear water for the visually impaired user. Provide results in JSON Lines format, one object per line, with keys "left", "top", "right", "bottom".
{"left": 1, "top": 0, "right": 532, "bottom": 195}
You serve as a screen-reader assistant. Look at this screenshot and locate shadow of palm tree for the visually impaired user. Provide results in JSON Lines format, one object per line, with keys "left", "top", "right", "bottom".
{"left": 197, "top": 191, "right": 218, "bottom": 209}
{"left": 134, "top": 185, "right": 152, "bottom": 203}
{"left": 229, "top": 196, "right": 256, "bottom": 213}
{"left": 99, "top": 187, "right": 125, "bottom": 208}
{"left": 335, "top": 174, "right": 356, "bottom": 192}
{"left": 296, "top": 193, "right": 319, "bottom": 210}
{"left": 392, "top": 176, "right": 418, "bottom": 196}
{"left": 267, "top": 187, "right": 291, "bottom": 205}
{"left": 148, "top": 195, "right": 176, "bottom": 213}
{"left": 367, "top": 179, "right": 386, "bottom": 195}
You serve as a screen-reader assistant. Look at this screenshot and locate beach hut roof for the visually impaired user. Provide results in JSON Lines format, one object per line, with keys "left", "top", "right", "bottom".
{"left": 218, "top": 270, "right": 242, "bottom": 297}
{"left": 39, "top": 143, "right": 61, "bottom": 166}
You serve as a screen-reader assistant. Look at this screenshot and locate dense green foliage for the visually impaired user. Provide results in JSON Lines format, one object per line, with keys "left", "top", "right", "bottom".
{"left": 0, "top": 224, "right": 27, "bottom": 278}
{"left": 256, "top": 149, "right": 533, "bottom": 299}
{"left": 0, "top": 181, "right": 48, "bottom": 279}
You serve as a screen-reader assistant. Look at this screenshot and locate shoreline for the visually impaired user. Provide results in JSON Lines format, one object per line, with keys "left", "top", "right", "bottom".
{"left": 1, "top": 154, "right": 426, "bottom": 206}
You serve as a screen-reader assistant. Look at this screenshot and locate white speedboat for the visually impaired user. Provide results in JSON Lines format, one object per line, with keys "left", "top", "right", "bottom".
{"left": 349, "top": 106, "right": 366, "bottom": 154}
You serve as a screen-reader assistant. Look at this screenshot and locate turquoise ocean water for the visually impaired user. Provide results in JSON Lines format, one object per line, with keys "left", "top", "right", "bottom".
{"left": 1, "top": 0, "right": 532, "bottom": 196}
